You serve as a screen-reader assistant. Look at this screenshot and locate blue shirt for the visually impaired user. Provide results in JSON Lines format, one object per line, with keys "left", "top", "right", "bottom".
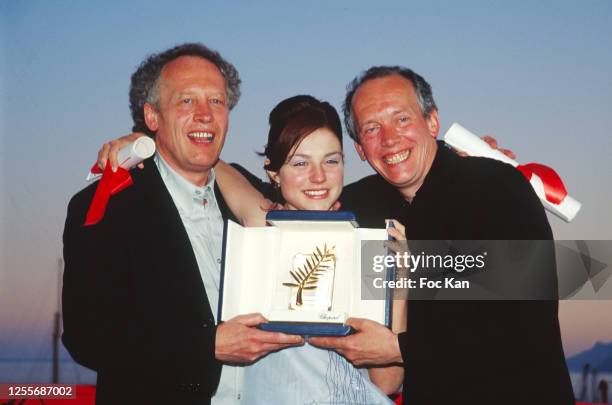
{"left": 155, "top": 154, "right": 243, "bottom": 404}
{"left": 242, "top": 343, "right": 393, "bottom": 404}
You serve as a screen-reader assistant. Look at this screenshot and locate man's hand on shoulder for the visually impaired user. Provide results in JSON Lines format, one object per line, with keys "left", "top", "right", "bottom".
{"left": 455, "top": 135, "right": 516, "bottom": 159}
{"left": 308, "top": 318, "right": 403, "bottom": 366}
{"left": 97, "top": 132, "right": 144, "bottom": 171}
{"left": 215, "top": 313, "right": 304, "bottom": 364}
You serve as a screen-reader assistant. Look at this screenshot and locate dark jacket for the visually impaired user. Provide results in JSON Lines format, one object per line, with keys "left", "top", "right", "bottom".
{"left": 62, "top": 159, "right": 236, "bottom": 405}
{"left": 342, "top": 143, "right": 574, "bottom": 405}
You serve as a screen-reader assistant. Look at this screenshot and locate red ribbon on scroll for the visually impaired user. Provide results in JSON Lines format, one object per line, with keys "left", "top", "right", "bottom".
{"left": 516, "top": 163, "right": 568, "bottom": 205}
{"left": 84, "top": 164, "right": 133, "bottom": 226}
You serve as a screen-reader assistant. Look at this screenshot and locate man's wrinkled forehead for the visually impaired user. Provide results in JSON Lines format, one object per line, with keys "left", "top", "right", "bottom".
{"left": 158, "top": 55, "right": 226, "bottom": 93}
{"left": 352, "top": 75, "right": 418, "bottom": 119}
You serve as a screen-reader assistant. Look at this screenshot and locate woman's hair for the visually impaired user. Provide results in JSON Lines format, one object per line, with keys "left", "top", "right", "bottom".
{"left": 261, "top": 95, "right": 343, "bottom": 172}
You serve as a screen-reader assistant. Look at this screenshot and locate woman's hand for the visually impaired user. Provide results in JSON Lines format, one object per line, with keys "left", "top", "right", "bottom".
{"left": 480, "top": 135, "right": 516, "bottom": 159}
{"left": 386, "top": 219, "right": 406, "bottom": 241}
{"left": 97, "top": 132, "right": 144, "bottom": 171}
{"left": 456, "top": 135, "right": 516, "bottom": 160}
{"left": 385, "top": 219, "right": 407, "bottom": 257}
{"left": 368, "top": 219, "right": 408, "bottom": 393}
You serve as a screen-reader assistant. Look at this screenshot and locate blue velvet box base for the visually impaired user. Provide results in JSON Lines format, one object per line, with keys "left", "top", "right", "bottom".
{"left": 258, "top": 322, "right": 354, "bottom": 336}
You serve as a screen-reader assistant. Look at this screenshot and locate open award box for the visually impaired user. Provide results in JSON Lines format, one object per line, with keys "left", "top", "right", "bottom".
{"left": 219, "top": 211, "right": 392, "bottom": 336}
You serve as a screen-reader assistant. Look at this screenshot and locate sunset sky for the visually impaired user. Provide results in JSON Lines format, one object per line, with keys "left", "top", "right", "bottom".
{"left": 1, "top": 0, "right": 611, "bottom": 379}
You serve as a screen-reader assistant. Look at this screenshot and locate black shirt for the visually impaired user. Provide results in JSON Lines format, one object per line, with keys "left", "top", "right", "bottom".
{"left": 342, "top": 142, "right": 574, "bottom": 404}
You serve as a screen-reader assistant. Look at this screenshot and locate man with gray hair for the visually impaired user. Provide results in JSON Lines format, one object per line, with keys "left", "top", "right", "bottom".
{"left": 311, "top": 66, "right": 575, "bottom": 404}
{"left": 62, "top": 43, "right": 301, "bottom": 405}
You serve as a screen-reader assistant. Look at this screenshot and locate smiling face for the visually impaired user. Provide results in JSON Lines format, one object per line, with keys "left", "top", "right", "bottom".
{"left": 352, "top": 74, "right": 440, "bottom": 199}
{"left": 144, "top": 55, "right": 229, "bottom": 186}
{"left": 268, "top": 127, "right": 344, "bottom": 211}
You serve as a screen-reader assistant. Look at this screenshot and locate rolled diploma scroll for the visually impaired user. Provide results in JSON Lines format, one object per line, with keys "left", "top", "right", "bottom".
{"left": 443, "top": 123, "right": 581, "bottom": 222}
{"left": 86, "top": 136, "right": 156, "bottom": 181}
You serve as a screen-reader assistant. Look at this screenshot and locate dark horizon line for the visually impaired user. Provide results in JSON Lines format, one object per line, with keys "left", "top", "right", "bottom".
{"left": 0, "top": 357, "right": 75, "bottom": 363}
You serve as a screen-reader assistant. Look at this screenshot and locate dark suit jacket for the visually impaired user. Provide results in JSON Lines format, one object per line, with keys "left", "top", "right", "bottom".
{"left": 62, "top": 158, "right": 236, "bottom": 405}
{"left": 342, "top": 143, "right": 574, "bottom": 404}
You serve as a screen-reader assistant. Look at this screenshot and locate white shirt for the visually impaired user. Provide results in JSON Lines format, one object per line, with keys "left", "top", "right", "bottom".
{"left": 155, "top": 154, "right": 243, "bottom": 404}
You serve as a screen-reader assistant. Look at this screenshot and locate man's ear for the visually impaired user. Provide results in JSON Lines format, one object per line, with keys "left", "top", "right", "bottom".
{"left": 144, "top": 103, "right": 160, "bottom": 132}
{"left": 354, "top": 141, "right": 367, "bottom": 161}
{"left": 426, "top": 109, "right": 440, "bottom": 138}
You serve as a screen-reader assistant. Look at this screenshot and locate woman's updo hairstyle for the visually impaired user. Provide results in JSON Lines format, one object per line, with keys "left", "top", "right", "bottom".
{"left": 262, "top": 95, "right": 343, "bottom": 172}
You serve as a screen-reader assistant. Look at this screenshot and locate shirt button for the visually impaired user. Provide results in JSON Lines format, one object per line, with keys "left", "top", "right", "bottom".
{"left": 203, "top": 317, "right": 214, "bottom": 328}
{"left": 217, "top": 258, "right": 221, "bottom": 264}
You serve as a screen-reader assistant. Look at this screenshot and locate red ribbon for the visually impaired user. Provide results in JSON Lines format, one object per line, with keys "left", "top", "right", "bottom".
{"left": 84, "top": 164, "right": 133, "bottom": 226}
{"left": 516, "top": 163, "right": 568, "bottom": 205}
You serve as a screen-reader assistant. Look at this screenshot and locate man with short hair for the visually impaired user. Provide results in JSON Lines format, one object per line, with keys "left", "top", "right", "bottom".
{"left": 62, "top": 43, "right": 301, "bottom": 405}
{"left": 311, "top": 66, "right": 575, "bottom": 404}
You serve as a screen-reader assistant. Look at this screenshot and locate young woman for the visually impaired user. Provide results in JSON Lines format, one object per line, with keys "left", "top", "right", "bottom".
{"left": 97, "top": 95, "right": 406, "bottom": 403}
{"left": 214, "top": 95, "right": 407, "bottom": 403}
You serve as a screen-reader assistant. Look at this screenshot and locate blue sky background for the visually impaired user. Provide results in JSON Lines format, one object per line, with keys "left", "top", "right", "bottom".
{"left": 1, "top": 0, "right": 611, "bottom": 383}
